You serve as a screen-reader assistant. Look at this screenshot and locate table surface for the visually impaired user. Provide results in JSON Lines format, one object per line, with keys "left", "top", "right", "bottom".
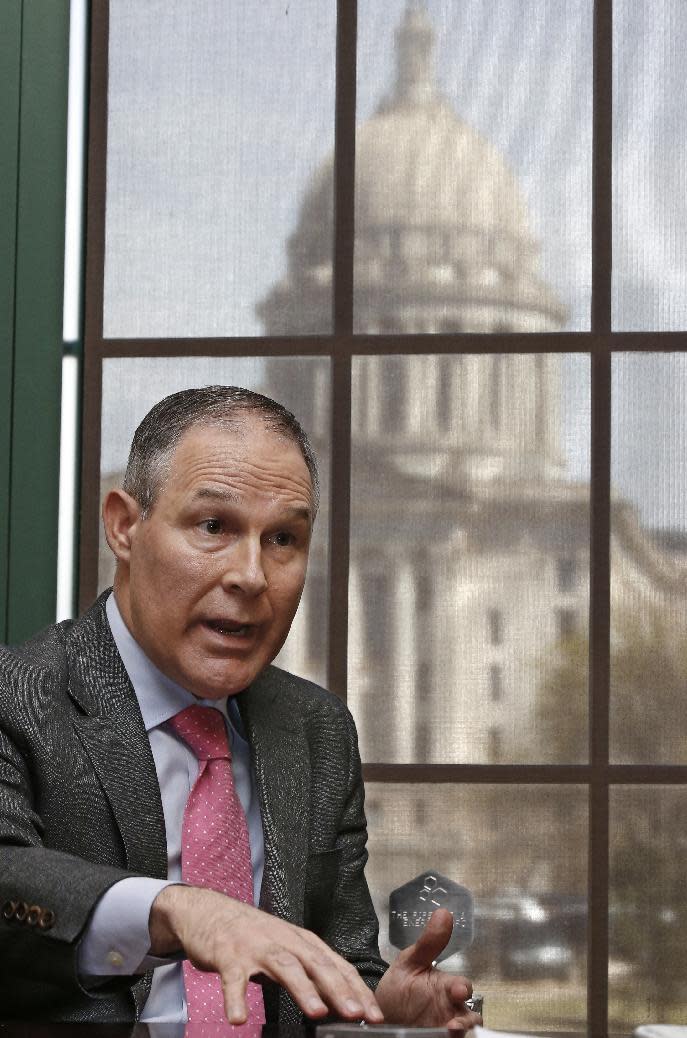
{"left": 0, "top": 1025, "right": 616, "bottom": 1038}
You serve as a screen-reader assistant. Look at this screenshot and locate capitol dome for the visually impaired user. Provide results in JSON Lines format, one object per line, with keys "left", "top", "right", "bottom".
{"left": 259, "top": 2, "right": 565, "bottom": 335}
{"left": 259, "top": 2, "right": 566, "bottom": 486}
{"left": 355, "top": 98, "right": 531, "bottom": 241}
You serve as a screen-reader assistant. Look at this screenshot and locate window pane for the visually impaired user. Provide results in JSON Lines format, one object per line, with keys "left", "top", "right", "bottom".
{"left": 104, "top": 0, "right": 335, "bottom": 338}
{"left": 610, "top": 355, "right": 687, "bottom": 763}
{"left": 99, "top": 356, "right": 330, "bottom": 686}
{"left": 610, "top": 787, "right": 687, "bottom": 1029}
{"left": 613, "top": 1, "right": 687, "bottom": 330}
{"left": 354, "top": 1, "right": 592, "bottom": 333}
{"left": 348, "top": 354, "right": 591, "bottom": 764}
{"left": 366, "top": 783, "right": 587, "bottom": 1033}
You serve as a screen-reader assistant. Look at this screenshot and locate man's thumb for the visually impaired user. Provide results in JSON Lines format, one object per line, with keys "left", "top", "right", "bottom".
{"left": 403, "top": 907, "right": 454, "bottom": 968}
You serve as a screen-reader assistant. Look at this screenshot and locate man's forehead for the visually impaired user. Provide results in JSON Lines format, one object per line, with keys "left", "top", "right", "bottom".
{"left": 166, "top": 419, "right": 314, "bottom": 499}
{"left": 176, "top": 415, "right": 262, "bottom": 448}
{"left": 173, "top": 418, "right": 297, "bottom": 462}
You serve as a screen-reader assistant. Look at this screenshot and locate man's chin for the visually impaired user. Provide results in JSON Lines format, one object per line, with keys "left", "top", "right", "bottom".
{"left": 182, "top": 657, "right": 265, "bottom": 700}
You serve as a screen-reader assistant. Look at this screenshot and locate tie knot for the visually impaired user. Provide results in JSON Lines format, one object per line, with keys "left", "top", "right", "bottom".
{"left": 168, "top": 705, "right": 230, "bottom": 761}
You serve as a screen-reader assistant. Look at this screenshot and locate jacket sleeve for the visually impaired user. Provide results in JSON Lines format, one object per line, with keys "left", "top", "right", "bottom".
{"left": 312, "top": 703, "right": 388, "bottom": 991}
{"left": 0, "top": 683, "right": 143, "bottom": 1011}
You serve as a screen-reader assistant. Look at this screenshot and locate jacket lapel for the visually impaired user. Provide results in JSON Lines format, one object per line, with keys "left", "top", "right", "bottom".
{"left": 238, "top": 668, "right": 310, "bottom": 925}
{"left": 64, "top": 594, "right": 167, "bottom": 879}
{"left": 61, "top": 596, "right": 310, "bottom": 906}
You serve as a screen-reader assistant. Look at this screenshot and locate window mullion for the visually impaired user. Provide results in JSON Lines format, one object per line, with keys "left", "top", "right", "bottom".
{"left": 327, "top": 0, "right": 357, "bottom": 698}
{"left": 588, "top": 4, "right": 614, "bottom": 1030}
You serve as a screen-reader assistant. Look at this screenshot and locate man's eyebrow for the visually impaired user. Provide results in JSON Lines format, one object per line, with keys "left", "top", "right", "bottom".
{"left": 192, "top": 487, "right": 241, "bottom": 504}
{"left": 191, "top": 488, "right": 312, "bottom": 522}
{"left": 278, "top": 505, "right": 312, "bottom": 523}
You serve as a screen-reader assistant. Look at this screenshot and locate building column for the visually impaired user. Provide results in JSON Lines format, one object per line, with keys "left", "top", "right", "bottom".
{"left": 408, "top": 355, "right": 435, "bottom": 436}
{"left": 367, "top": 357, "right": 382, "bottom": 438}
{"left": 392, "top": 560, "right": 417, "bottom": 761}
{"left": 347, "top": 563, "right": 371, "bottom": 759}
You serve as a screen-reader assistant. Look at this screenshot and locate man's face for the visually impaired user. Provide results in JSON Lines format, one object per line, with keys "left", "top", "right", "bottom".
{"left": 112, "top": 419, "right": 313, "bottom": 699}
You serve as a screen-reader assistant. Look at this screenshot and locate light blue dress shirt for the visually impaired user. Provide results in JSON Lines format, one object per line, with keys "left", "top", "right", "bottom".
{"left": 77, "top": 594, "right": 265, "bottom": 1022}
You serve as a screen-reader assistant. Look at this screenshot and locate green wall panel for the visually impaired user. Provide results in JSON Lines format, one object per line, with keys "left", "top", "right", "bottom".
{"left": 4, "top": 0, "right": 70, "bottom": 643}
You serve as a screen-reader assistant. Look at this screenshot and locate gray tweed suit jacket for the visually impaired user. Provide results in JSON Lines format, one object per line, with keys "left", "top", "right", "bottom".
{"left": 0, "top": 592, "right": 386, "bottom": 1024}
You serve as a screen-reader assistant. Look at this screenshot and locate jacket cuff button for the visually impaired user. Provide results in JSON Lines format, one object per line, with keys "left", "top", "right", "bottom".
{"left": 38, "top": 909, "right": 56, "bottom": 931}
{"left": 1, "top": 900, "right": 18, "bottom": 920}
{"left": 27, "top": 905, "right": 42, "bottom": 926}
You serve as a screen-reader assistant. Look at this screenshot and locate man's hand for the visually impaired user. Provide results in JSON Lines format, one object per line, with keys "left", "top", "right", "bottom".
{"left": 375, "top": 908, "right": 482, "bottom": 1034}
{"left": 149, "top": 885, "right": 384, "bottom": 1026}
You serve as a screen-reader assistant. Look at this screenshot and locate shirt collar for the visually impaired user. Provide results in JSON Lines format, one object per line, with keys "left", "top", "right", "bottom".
{"left": 105, "top": 592, "right": 246, "bottom": 743}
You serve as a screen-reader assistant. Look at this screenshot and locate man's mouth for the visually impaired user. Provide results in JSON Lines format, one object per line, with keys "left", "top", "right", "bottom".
{"left": 203, "top": 619, "right": 254, "bottom": 638}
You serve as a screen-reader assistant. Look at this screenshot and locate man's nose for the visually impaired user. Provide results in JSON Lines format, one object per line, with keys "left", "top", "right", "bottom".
{"left": 219, "top": 538, "right": 268, "bottom": 596}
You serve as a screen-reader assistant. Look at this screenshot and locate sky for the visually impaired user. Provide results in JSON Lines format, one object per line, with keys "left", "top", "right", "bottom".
{"left": 100, "top": 0, "right": 687, "bottom": 530}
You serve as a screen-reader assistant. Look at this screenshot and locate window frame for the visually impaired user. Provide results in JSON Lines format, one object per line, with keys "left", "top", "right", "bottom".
{"left": 79, "top": 3, "right": 687, "bottom": 1035}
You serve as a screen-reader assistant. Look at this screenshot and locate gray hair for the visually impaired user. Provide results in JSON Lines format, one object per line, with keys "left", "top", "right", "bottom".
{"left": 122, "top": 386, "right": 320, "bottom": 517}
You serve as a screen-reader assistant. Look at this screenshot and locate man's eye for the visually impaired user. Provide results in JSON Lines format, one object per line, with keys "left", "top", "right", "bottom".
{"left": 201, "top": 519, "right": 222, "bottom": 535}
{"left": 272, "top": 531, "right": 294, "bottom": 547}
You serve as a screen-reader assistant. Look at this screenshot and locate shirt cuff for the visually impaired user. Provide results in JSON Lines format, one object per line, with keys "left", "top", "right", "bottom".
{"left": 77, "top": 876, "right": 180, "bottom": 978}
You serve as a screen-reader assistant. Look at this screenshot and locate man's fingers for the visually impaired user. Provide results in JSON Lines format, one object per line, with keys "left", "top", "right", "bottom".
{"left": 219, "top": 962, "right": 250, "bottom": 1024}
{"left": 301, "top": 952, "right": 377, "bottom": 1020}
{"left": 449, "top": 974, "right": 473, "bottom": 1001}
{"left": 446, "top": 1009, "right": 482, "bottom": 1032}
{"left": 402, "top": 907, "right": 454, "bottom": 968}
{"left": 221, "top": 949, "right": 329, "bottom": 1023}
{"left": 274, "top": 944, "right": 373, "bottom": 1021}
{"left": 255, "top": 946, "right": 331, "bottom": 1019}
{"left": 215, "top": 931, "right": 376, "bottom": 1023}
{"left": 299, "top": 930, "right": 384, "bottom": 1022}
{"left": 168, "top": 889, "right": 384, "bottom": 1023}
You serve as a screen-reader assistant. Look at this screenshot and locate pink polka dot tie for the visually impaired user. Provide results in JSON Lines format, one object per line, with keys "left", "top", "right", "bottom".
{"left": 169, "top": 705, "right": 265, "bottom": 1035}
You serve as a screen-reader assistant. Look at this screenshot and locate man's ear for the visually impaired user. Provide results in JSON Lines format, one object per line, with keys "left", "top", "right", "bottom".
{"left": 102, "top": 489, "right": 141, "bottom": 563}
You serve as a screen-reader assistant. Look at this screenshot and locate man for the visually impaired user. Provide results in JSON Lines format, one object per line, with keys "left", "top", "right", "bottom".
{"left": 0, "top": 386, "right": 478, "bottom": 1031}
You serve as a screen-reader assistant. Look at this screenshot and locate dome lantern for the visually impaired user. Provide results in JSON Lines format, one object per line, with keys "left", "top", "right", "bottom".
{"left": 386, "top": 1, "right": 438, "bottom": 109}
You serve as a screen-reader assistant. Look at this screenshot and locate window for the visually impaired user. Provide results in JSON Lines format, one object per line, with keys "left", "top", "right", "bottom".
{"left": 81, "top": 2, "right": 687, "bottom": 1032}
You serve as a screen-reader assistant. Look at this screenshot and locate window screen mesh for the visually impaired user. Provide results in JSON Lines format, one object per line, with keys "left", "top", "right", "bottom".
{"left": 348, "top": 354, "right": 590, "bottom": 764}
{"left": 609, "top": 787, "right": 687, "bottom": 1028}
{"left": 104, "top": 0, "right": 336, "bottom": 338}
{"left": 366, "top": 783, "right": 587, "bottom": 1032}
{"left": 610, "top": 354, "right": 687, "bottom": 763}
{"left": 613, "top": 0, "right": 687, "bottom": 330}
{"left": 354, "top": 0, "right": 592, "bottom": 333}
{"left": 83, "top": 2, "right": 687, "bottom": 1033}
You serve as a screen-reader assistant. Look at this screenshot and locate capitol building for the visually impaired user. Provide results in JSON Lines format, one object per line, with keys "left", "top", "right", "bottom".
{"left": 257, "top": 3, "right": 687, "bottom": 773}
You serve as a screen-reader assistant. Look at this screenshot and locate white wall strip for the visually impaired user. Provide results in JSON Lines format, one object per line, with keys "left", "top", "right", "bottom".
{"left": 56, "top": 355, "right": 80, "bottom": 621}
{"left": 57, "top": 0, "right": 88, "bottom": 620}
{"left": 62, "top": 0, "right": 87, "bottom": 343}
